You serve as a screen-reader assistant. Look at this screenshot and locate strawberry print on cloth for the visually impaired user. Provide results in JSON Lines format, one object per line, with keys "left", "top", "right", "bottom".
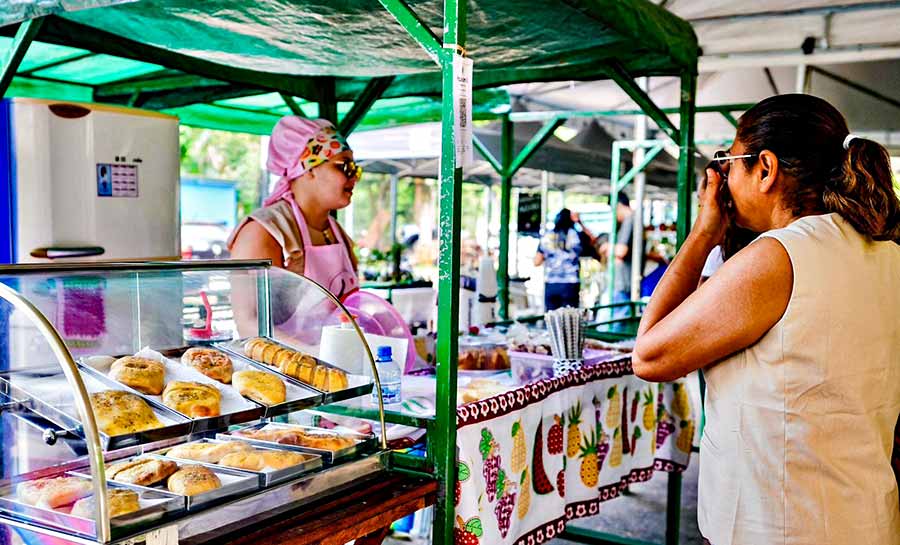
{"left": 455, "top": 358, "right": 696, "bottom": 545}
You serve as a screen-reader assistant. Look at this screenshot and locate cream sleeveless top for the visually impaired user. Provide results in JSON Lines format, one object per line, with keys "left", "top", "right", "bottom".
{"left": 698, "top": 213, "right": 900, "bottom": 545}
{"left": 226, "top": 200, "right": 356, "bottom": 277}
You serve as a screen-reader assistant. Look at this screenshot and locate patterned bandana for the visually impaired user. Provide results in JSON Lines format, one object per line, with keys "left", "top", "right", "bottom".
{"left": 299, "top": 124, "right": 351, "bottom": 171}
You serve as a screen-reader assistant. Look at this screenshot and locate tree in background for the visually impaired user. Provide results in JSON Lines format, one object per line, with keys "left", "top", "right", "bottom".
{"left": 179, "top": 126, "right": 264, "bottom": 219}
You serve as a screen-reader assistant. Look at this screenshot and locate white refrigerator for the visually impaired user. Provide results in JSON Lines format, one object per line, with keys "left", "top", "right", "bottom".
{"left": 0, "top": 97, "right": 180, "bottom": 263}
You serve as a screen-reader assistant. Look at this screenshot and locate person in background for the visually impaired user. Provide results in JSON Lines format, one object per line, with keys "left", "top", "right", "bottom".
{"left": 608, "top": 193, "right": 634, "bottom": 325}
{"left": 534, "top": 208, "right": 595, "bottom": 310}
{"left": 633, "top": 94, "right": 900, "bottom": 545}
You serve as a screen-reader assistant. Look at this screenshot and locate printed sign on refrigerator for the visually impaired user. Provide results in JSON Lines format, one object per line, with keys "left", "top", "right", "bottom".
{"left": 97, "top": 163, "right": 139, "bottom": 198}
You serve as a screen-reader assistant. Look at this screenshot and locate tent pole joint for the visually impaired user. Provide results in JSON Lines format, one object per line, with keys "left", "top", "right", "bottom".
{"left": 378, "top": 0, "right": 444, "bottom": 65}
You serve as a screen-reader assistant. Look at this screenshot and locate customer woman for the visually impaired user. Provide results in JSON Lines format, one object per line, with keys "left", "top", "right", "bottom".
{"left": 633, "top": 94, "right": 900, "bottom": 545}
{"left": 534, "top": 209, "right": 595, "bottom": 310}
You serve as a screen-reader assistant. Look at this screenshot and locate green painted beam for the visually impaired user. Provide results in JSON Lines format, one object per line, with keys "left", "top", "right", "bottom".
{"left": 339, "top": 76, "right": 395, "bottom": 136}
{"left": 432, "top": 1, "right": 466, "bottom": 543}
{"left": 19, "top": 51, "right": 94, "bottom": 75}
{"left": 507, "top": 103, "right": 755, "bottom": 123}
{"left": 378, "top": 0, "right": 444, "bottom": 64}
{"left": 508, "top": 116, "right": 564, "bottom": 176}
{"left": 0, "top": 18, "right": 44, "bottom": 99}
{"left": 666, "top": 472, "right": 683, "bottom": 545}
{"left": 721, "top": 111, "right": 739, "bottom": 128}
{"left": 616, "top": 144, "right": 665, "bottom": 190}
{"left": 126, "top": 84, "right": 263, "bottom": 110}
{"left": 497, "top": 114, "right": 513, "bottom": 320}
{"left": 676, "top": 71, "right": 697, "bottom": 249}
{"left": 94, "top": 73, "right": 224, "bottom": 97}
{"left": 280, "top": 93, "right": 308, "bottom": 117}
{"left": 472, "top": 133, "right": 502, "bottom": 175}
{"left": 608, "top": 61, "right": 680, "bottom": 144}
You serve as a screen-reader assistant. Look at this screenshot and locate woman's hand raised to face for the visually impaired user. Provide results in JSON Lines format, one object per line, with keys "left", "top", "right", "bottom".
{"left": 694, "top": 168, "right": 728, "bottom": 245}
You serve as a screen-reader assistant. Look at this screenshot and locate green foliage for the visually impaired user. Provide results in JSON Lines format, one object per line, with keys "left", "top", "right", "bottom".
{"left": 179, "top": 126, "right": 264, "bottom": 219}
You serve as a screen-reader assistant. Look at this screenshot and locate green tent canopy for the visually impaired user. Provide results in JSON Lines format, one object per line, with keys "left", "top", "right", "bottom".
{"left": 1, "top": 1, "right": 697, "bottom": 111}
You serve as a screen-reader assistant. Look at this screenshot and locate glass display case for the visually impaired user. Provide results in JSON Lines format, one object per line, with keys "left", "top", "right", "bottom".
{"left": 0, "top": 260, "right": 387, "bottom": 544}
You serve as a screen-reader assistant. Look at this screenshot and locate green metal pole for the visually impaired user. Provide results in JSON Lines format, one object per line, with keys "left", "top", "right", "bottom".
{"left": 497, "top": 114, "right": 513, "bottom": 320}
{"left": 616, "top": 143, "right": 665, "bottom": 189}
{"left": 433, "top": 1, "right": 466, "bottom": 544}
{"left": 676, "top": 71, "right": 697, "bottom": 249}
{"left": 666, "top": 472, "right": 683, "bottom": 545}
{"left": 508, "top": 116, "right": 564, "bottom": 176}
{"left": 0, "top": 18, "right": 43, "bottom": 99}
{"left": 605, "top": 143, "right": 622, "bottom": 305}
{"left": 280, "top": 93, "right": 308, "bottom": 118}
{"left": 473, "top": 133, "right": 502, "bottom": 175}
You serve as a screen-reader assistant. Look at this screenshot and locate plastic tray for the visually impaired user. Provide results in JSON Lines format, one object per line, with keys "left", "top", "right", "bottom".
{"left": 152, "top": 438, "right": 323, "bottom": 487}
{"left": 217, "top": 338, "right": 374, "bottom": 404}
{"left": 217, "top": 423, "right": 375, "bottom": 465}
{"left": 0, "top": 473, "right": 183, "bottom": 540}
{"left": 0, "top": 368, "right": 192, "bottom": 450}
{"left": 73, "top": 455, "right": 260, "bottom": 511}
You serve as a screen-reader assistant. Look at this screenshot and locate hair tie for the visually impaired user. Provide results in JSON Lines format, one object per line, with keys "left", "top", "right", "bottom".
{"left": 843, "top": 134, "right": 859, "bottom": 150}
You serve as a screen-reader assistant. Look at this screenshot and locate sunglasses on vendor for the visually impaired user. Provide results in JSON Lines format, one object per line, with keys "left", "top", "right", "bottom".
{"left": 331, "top": 159, "right": 363, "bottom": 181}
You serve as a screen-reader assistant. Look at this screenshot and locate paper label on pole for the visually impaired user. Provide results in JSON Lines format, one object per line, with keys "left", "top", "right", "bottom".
{"left": 453, "top": 54, "right": 474, "bottom": 167}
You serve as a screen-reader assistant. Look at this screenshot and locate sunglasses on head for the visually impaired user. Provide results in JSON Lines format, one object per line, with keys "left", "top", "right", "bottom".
{"left": 709, "top": 150, "right": 753, "bottom": 179}
{"left": 332, "top": 159, "right": 363, "bottom": 180}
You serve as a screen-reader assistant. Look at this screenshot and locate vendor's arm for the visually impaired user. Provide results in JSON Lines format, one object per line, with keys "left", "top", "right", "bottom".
{"left": 533, "top": 250, "right": 545, "bottom": 266}
{"left": 229, "top": 221, "right": 284, "bottom": 337}
{"left": 632, "top": 170, "right": 792, "bottom": 382}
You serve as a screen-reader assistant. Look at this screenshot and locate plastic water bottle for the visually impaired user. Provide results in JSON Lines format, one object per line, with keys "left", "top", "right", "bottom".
{"left": 373, "top": 345, "right": 402, "bottom": 405}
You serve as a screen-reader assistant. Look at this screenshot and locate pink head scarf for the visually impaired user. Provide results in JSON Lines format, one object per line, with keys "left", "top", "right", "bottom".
{"left": 263, "top": 116, "right": 351, "bottom": 207}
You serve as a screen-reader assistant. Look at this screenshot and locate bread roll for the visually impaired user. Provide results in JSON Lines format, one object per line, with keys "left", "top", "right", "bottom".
{"left": 166, "top": 441, "right": 253, "bottom": 464}
{"left": 162, "top": 381, "right": 221, "bottom": 418}
{"left": 17, "top": 477, "right": 92, "bottom": 508}
{"left": 233, "top": 370, "right": 286, "bottom": 405}
{"left": 167, "top": 465, "right": 221, "bottom": 496}
{"left": 70, "top": 489, "right": 140, "bottom": 518}
{"left": 108, "top": 357, "right": 165, "bottom": 395}
{"left": 218, "top": 449, "right": 309, "bottom": 471}
{"left": 107, "top": 457, "right": 177, "bottom": 487}
{"left": 181, "top": 348, "right": 233, "bottom": 384}
{"left": 234, "top": 426, "right": 355, "bottom": 451}
{"left": 90, "top": 391, "right": 162, "bottom": 436}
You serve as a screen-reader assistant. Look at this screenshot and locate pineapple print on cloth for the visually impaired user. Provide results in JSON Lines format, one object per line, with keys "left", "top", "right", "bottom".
{"left": 454, "top": 358, "right": 696, "bottom": 545}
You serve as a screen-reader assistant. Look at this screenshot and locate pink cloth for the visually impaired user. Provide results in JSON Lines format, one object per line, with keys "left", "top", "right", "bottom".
{"left": 263, "top": 116, "right": 334, "bottom": 206}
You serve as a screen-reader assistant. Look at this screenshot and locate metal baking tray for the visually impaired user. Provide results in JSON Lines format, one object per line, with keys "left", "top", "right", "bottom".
{"left": 0, "top": 473, "right": 183, "bottom": 541}
{"left": 151, "top": 438, "right": 323, "bottom": 487}
{"left": 0, "top": 367, "right": 192, "bottom": 451}
{"left": 217, "top": 337, "right": 374, "bottom": 404}
{"left": 216, "top": 422, "right": 375, "bottom": 465}
{"left": 72, "top": 454, "right": 260, "bottom": 511}
{"left": 162, "top": 346, "right": 323, "bottom": 418}
{"left": 79, "top": 356, "right": 264, "bottom": 433}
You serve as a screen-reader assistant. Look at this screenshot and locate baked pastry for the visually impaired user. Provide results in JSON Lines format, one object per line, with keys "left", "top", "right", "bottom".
{"left": 162, "top": 381, "right": 221, "bottom": 418}
{"left": 166, "top": 441, "right": 253, "bottom": 464}
{"left": 233, "top": 370, "right": 286, "bottom": 405}
{"left": 311, "top": 365, "right": 348, "bottom": 393}
{"left": 167, "top": 465, "right": 221, "bottom": 496}
{"left": 277, "top": 353, "right": 317, "bottom": 383}
{"left": 90, "top": 391, "right": 163, "bottom": 436}
{"left": 108, "top": 357, "right": 165, "bottom": 395}
{"left": 17, "top": 477, "right": 92, "bottom": 508}
{"left": 70, "top": 489, "right": 140, "bottom": 518}
{"left": 234, "top": 426, "right": 356, "bottom": 451}
{"left": 181, "top": 348, "right": 233, "bottom": 384}
{"left": 459, "top": 378, "right": 510, "bottom": 403}
{"left": 107, "top": 457, "right": 178, "bottom": 487}
{"left": 218, "top": 449, "right": 310, "bottom": 471}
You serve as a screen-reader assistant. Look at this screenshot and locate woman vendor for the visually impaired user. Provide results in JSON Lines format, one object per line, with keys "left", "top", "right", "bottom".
{"left": 229, "top": 116, "right": 361, "bottom": 299}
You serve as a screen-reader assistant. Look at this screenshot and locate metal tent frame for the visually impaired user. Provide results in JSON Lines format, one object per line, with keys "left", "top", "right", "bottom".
{"left": 0, "top": 3, "right": 699, "bottom": 544}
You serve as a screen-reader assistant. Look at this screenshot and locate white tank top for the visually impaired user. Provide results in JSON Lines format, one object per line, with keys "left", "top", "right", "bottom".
{"left": 698, "top": 213, "right": 900, "bottom": 545}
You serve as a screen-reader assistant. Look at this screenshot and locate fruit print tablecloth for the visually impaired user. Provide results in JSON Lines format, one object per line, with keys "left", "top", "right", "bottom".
{"left": 454, "top": 357, "right": 696, "bottom": 545}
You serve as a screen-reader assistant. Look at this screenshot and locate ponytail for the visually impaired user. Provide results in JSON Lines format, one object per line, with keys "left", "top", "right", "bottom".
{"left": 824, "top": 138, "right": 900, "bottom": 243}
